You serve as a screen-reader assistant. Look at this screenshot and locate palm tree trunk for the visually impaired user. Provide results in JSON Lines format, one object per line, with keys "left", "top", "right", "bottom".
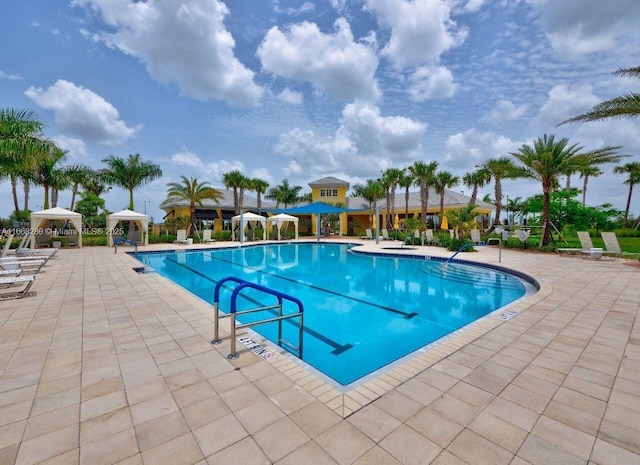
{"left": 70, "top": 185, "right": 78, "bottom": 211}
{"left": 623, "top": 183, "right": 634, "bottom": 228}
{"left": 493, "top": 181, "right": 502, "bottom": 227}
{"left": 405, "top": 188, "right": 409, "bottom": 219}
{"left": 23, "top": 181, "right": 30, "bottom": 211}
{"left": 43, "top": 185, "right": 50, "bottom": 210}
{"left": 542, "top": 191, "right": 552, "bottom": 246}
{"left": 582, "top": 176, "right": 588, "bottom": 206}
{"left": 470, "top": 185, "right": 478, "bottom": 205}
{"left": 11, "top": 176, "right": 20, "bottom": 214}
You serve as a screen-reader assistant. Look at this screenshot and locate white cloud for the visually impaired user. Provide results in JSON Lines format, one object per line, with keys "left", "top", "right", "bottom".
{"left": 482, "top": 100, "right": 528, "bottom": 124}
{"left": 247, "top": 168, "right": 274, "bottom": 184}
{"left": 277, "top": 88, "right": 303, "bottom": 105}
{"left": 275, "top": 101, "right": 426, "bottom": 178}
{"left": 444, "top": 128, "right": 520, "bottom": 169}
{"left": 52, "top": 136, "right": 88, "bottom": 158}
{"left": 407, "top": 66, "right": 457, "bottom": 101}
{"left": 275, "top": 1, "right": 315, "bottom": 15}
{"left": 527, "top": 0, "right": 640, "bottom": 59}
{"left": 0, "top": 69, "right": 22, "bottom": 80}
{"left": 257, "top": 18, "right": 380, "bottom": 101}
{"left": 170, "top": 150, "right": 246, "bottom": 182}
{"left": 537, "top": 83, "right": 600, "bottom": 126}
{"left": 171, "top": 150, "right": 204, "bottom": 169}
{"left": 71, "top": 0, "right": 262, "bottom": 106}
{"left": 366, "top": 0, "right": 467, "bottom": 68}
{"left": 25, "top": 79, "right": 140, "bottom": 146}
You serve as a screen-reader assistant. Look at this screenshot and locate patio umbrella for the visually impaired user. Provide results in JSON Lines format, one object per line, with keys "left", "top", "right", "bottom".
{"left": 441, "top": 215, "right": 448, "bottom": 230}
{"left": 394, "top": 214, "right": 399, "bottom": 230}
{"left": 371, "top": 214, "right": 376, "bottom": 230}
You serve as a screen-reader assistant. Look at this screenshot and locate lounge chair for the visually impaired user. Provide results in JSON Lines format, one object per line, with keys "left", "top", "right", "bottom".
{"left": 425, "top": 229, "right": 438, "bottom": 246}
{"left": 1, "top": 233, "right": 15, "bottom": 258}
{"left": 601, "top": 232, "right": 639, "bottom": 259}
{"left": 364, "top": 228, "right": 373, "bottom": 240}
{"left": 174, "top": 229, "right": 189, "bottom": 244}
{"left": 0, "top": 275, "right": 36, "bottom": 299}
{"left": 202, "top": 229, "right": 215, "bottom": 243}
{"left": 0, "top": 257, "right": 47, "bottom": 273}
{"left": 381, "top": 229, "right": 391, "bottom": 240}
{"left": 470, "top": 229, "right": 485, "bottom": 245}
{"left": 414, "top": 229, "right": 424, "bottom": 245}
{"left": 557, "top": 231, "right": 593, "bottom": 254}
{"left": 0, "top": 269, "right": 22, "bottom": 276}
{"left": 16, "top": 247, "right": 57, "bottom": 259}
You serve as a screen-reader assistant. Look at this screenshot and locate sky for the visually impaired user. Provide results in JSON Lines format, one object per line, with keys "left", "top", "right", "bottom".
{"left": 2, "top": 0, "right": 640, "bottom": 223}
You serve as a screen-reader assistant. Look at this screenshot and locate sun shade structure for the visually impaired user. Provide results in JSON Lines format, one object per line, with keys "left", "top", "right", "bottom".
{"left": 278, "top": 201, "right": 362, "bottom": 240}
{"left": 30, "top": 207, "right": 83, "bottom": 248}
{"left": 107, "top": 209, "right": 149, "bottom": 246}
{"left": 231, "top": 212, "right": 266, "bottom": 241}
{"left": 266, "top": 213, "right": 299, "bottom": 240}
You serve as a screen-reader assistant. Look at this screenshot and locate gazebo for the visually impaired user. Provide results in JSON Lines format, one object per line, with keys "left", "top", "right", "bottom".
{"left": 266, "top": 213, "right": 299, "bottom": 240}
{"left": 106, "top": 209, "right": 149, "bottom": 246}
{"left": 231, "top": 212, "right": 266, "bottom": 241}
{"left": 30, "top": 207, "right": 83, "bottom": 248}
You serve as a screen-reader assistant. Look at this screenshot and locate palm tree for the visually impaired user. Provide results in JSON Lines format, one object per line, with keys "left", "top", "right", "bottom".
{"left": 64, "top": 164, "right": 93, "bottom": 211}
{"left": 250, "top": 178, "right": 269, "bottom": 214}
{"left": 476, "top": 157, "right": 519, "bottom": 230}
{"left": 398, "top": 170, "right": 414, "bottom": 219}
{"left": 559, "top": 66, "right": 640, "bottom": 125}
{"left": 614, "top": 162, "right": 640, "bottom": 227}
{"left": 381, "top": 168, "right": 404, "bottom": 226}
{"left": 408, "top": 160, "right": 438, "bottom": 224}
{"left": 462, "top": 170, "right": 490, "bottom": 205}
{"left": 101, "top": 153, "right": 162, "bottom": 211}
{"left": 0, "top": 108, "right": 53, "bottom": 214}
{"left": 577, "top": 165, "right": 603, "bottom": 206}
{"left": 352, "top": 178, "right": 385, "bottom": 227}
{"left": 266, "top": 179, "right": 302, "bottom": 209}
{"left": 444, "top": 204, "right": 479, "bottom": 240}
{"left": 164, "top": 176, "right": 223, "bottom": 235}
{"left": 222, "top": 170, "right": 248, "bottom": 215}
{"left": 433, "top": 170, "right": 459, "bottom": 216}
{"left": 32, "top": 146, "right": 67, "bottom": 210}
{"left": 510, "top": 134, "right": 620, "bottom": 246}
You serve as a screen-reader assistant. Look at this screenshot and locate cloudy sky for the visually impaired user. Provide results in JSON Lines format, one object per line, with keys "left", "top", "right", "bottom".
{"left": 2, "top": 0, "right": 640, "bottom": 222}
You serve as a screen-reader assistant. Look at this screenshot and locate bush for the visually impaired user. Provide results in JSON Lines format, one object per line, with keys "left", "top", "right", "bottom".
{"left": 82, "top": 235, "right": 107, "bottom": 246}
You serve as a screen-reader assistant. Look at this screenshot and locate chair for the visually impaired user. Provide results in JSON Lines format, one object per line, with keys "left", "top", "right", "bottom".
{"left": 381, "top": 229, "right": 391, "bottom": 240}
{"left": 425, "top": 229, "right": 437, "bottom": 246}
{"left": 414, "top": 229, "right": 424, "bottom": 245}
{"left": 0, "top": 269, "right": 22, "bottom": 277}
{"left": 0, "top": 275, "right": 36, "bottom": 300}
{"left": 364, "top": 229, "right": 373, "bottom": 240}
{"left": 557, "top": 231, "right": 593, "bottom": 254}
{"left": 0, "top": 258, "right": 47, "bottom": 273}
{"left": 470, "top": 229, "right": 485, "bottom": 245}
{"left": 174, "top": 229, "right": 188, "bottom": 244}
{"left": 202, "top": 229, "right": 215, "bottom": 243}
{"left": 1, "top": 233, "right": 14, "bottom": 257}
{"left": 601, "top": 232, "right": 639, "bottom": 259}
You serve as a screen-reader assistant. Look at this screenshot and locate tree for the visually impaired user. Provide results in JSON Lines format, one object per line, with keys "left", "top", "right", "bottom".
{"left": 266, "top": 179, "right": 302, "bottom": 209}
{"left": 433, "top": 170, "right": 459, "bottom": 216}
{"left": 476, "top": 157, "right": 519, "bottom": 230}
{"left": 101, "top": 153, "right": 162, "bottom": 211}
{"left": 444, "top": 204, "right": 479, "bottom": 240}
{"left": 381, "top": 168, "right": 404, "bottom": 226}
{"left": 0, "top": 108, "right": 53, "bottom": 214}
{"left": 408, "top": 160, "right": 438, "bottom": 224}
{"left": 33, "top": 146, "right": 67, "bottom": 210}
{"left": 250, "top": 178, "right": 269, "bottom": 214}
{"left": 352, "top": 179, "right": 385, "bottom": 227}
{"left": 222, "top": 170, "right": 248, "bottom": 215}
{"left": 510, "top": 134, "right": 620, "bottom": 246}
{"left": 577, "top": 165, "right": 603, "bottom": 207}
{"left": 613, "top": 162, "right": 640, "bottom": 227}
{"left": 462, "top": 170, "right": 490, "bottom": 205}
{"left": 164, "top": 176, "right": 223, "bottom": 235}
{"left": 398, "top": 170, "right": 414, "bottom": 219}
{"left": 64, "top": 164, "right": 94, "bottom": 211}
{"left": 559, "top": 66, "right": 640, "bottom": 125}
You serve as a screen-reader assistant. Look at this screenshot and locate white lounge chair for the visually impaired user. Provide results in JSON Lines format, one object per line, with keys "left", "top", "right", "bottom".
{"left": 381, "top": 229, "right": 391, "bottom": 240}
{"left": 1, "top": 233, "right": 15, "bottom": 258}
{"left": 425, "top": 229, "right": 437, "bottom": 246}
{"left": 0, "top": 275, "right": 36, "bottom": 299}
{"left": 557, "top": 231, "right": 593, "bottom": 254}
{"left": 414, "top": 229, "right": 424, "bottom": 245}
{"left": 364, "top": 228, "right": 373, "bottom": 240}
{"left": 0, "top": 258, "right": 47, "bottom": 274}
{"left": 0, "top": 269, "right": 22, "bottom": 276}
{"left": 470, "top": 229, "right": 485, "bottom": 245}
{"left": 16, "top": 247, "right": 57, "bottom": 259}
{"left": 601, "top": 232, "right": 639, "bottom": 259}
{"left": 202, "top": 229, "right": 215, "bottom": 243}
{"left": 174, "top": 229, "right": 189, "bottom": 244}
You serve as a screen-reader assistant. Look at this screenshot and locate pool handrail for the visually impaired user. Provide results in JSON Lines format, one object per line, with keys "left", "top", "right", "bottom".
{"left": 212, "top": 276, "right": 304, "bottom": 359}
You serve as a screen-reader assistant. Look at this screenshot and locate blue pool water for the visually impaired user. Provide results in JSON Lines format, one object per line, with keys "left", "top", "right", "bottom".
{"left": 133, "top": 243, "right": 528, "bottom": 385}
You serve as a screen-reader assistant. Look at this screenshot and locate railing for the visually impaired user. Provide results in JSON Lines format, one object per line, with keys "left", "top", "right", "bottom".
{"left": 211, "top": 276, "right": 304, "bottom": 359}
{"left": 114, "top": 238, "right": 138, "bottom": 253}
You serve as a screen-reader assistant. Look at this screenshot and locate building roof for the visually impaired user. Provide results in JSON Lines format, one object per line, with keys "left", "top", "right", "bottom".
{"left": 308, "top": 176, "right": 350, "bottom": 188}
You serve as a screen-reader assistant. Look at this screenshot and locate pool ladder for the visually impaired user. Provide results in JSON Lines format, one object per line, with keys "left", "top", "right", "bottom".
{"left": 211, "top": 276, "right": 304, "bottom": 359}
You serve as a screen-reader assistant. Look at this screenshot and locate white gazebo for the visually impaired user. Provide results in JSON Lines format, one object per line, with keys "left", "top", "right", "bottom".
{"left": 266, "top": 213, "right": 299, "bottom": 240}
{"left": 30, "top": 207, "right": 83, "bottom": 248}
{"left": 231, "top": 212, "right": 266, "bottom": 241}
{"left": 107, "top": 209, "right": 149, "bottom": 246}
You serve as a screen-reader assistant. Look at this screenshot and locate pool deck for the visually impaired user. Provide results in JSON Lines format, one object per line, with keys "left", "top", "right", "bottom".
{"left": 1, "top": 239, "right": 639, "bottom": 465}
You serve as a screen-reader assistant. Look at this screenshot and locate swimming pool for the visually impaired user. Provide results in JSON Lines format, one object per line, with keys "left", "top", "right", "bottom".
{"left": 133, "top": 243, "right": 529, "bottom": 386}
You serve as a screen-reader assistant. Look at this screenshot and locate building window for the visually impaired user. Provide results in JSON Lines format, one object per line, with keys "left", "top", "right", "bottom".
{"left": 332, "top": 189, "right": 338, "bottom": 196}
{"left": 320, "top": 189, "right": 326, "bottom": 197}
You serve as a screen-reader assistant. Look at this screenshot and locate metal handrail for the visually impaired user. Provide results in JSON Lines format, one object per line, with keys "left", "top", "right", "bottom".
{"left": 211, "top": 276, "right": 304, "bottom": 359}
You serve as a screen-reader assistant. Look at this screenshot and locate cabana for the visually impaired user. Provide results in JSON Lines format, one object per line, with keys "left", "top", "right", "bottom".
{"left": 266, "top": 213, "right": 299, "bottom": 240}
{"left": 107, "top": 209, "right": 149, "bottom": 246}
{"left": 231, "top": 212, "right": 266, "bottom": 241}
{"left": 30, "top": 207, "right": 83, "bottom": 248}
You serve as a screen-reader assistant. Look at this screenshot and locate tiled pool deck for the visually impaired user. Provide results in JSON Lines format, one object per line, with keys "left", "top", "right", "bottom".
{"left": 1, "top": 239, "right": 639, "bottom": 465}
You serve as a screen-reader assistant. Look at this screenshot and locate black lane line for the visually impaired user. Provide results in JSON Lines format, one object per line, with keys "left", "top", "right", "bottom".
{"left": 165, "top": 256, "right": 353, "bottom": 354}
